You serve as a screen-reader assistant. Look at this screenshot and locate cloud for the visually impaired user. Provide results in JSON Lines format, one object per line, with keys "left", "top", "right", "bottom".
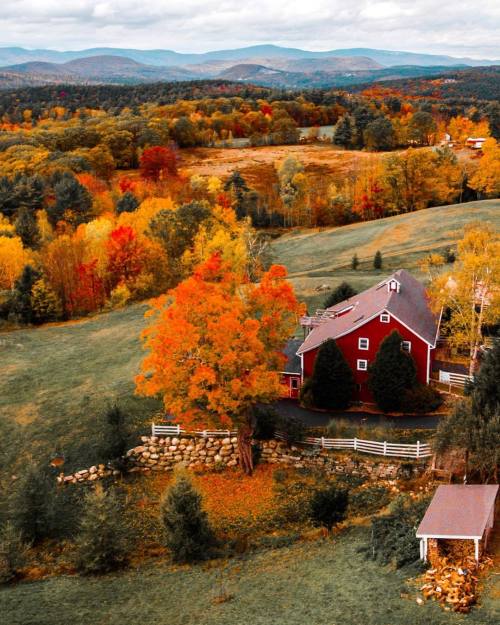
{"left": 0, "top": 0, "right": 498, "bottom": 59}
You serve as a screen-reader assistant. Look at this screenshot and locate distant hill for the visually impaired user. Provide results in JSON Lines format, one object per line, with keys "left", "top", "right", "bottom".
{"left": 0, "top": 55, "right": 200, "bottom": 86}
{"left": 0, "top": 44, "right": 497, "bottom": 69}
{"left": 350, "top": 65, "right": 500, "bottom": 101}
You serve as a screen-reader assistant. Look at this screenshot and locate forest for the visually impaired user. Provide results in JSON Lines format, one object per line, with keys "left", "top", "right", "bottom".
{"left": 0, "top": 80, "right": 499, "bottom": 326}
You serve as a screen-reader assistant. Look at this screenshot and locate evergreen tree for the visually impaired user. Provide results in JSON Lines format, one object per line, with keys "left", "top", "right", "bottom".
{"left": 9, "top": 460, "right": 55, "bottom": 543}
{"left": 14, "top": 207, "right": 40, "bottom": 249}
{"left": 10, "top": 265, "right": 41, "bottom": 324}
{"left": 224, "top": 171, "right": 250, "bottom": 219}
{"left": 101, "top": 405, "right": 128, "bottom": 471}
{"left": 352, "top": 105, "right": 376, "bottom": 148}
{"left": 373, "top": 250, "right": 383, "bottom": 269}
{"left": 48, "top": 173, "right": 93, "bottom": 227}
{"left": 74, "top": 485, "right": 128, "bottom": 575}
{"left": 160, "top": 474, "right": 216, "bottom": 563}
{"left": 469, "top": 340, "right": 500, "bottom": 414}
{"left": 333, "top": 115, "right": 354, "bottom": 148}
{"left": 351, "top": 253, "right": 359, "bottom": 270}
{"left": 324, "top": 282, "right": 357, "bottom": 309}
{"left": 31, "top": 278, "right": 62, "bottom": 324}
{"left": 368, "top": 330, "right": 417, "bottom": 411}
{"left": 0, "top": 522, "right": 28, "bottom": 584}
{"left": 309, "top": 486, "right": 348, "bottom": 531}
{"left": 309, "top": 339, "right": 355, "bottom": 409}
{"left": 116, "top": 191, "right": 139, "bottom": 214}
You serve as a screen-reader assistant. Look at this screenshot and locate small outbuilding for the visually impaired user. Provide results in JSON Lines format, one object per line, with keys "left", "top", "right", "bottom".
{"left": 416, "top": 485, "right": 498, "bottom": 564}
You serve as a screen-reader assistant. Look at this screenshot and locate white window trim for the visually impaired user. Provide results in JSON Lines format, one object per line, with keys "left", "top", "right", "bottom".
{"left": 401, "top": 340, "right": 412, "bottom": 353}
{"left": 358, "top": 337, "right": 369, "bottom": 350}
{"left": 380, "top": 313, "right": 390, "bottom": 323}
{"left": 357, "top": 359, "right": 368, "bottom": 371}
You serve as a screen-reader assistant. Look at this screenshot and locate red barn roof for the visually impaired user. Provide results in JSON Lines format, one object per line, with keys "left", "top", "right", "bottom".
{"left": 416, "top": 485, "right": 498, "bottom": 539}
{"left": 297, "top": 269, "right": 439, "bottom": 354}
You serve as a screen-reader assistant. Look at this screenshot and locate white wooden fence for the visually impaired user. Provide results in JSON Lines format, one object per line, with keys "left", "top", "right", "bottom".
{"left": 151, "top": 423, "right": 237, "bottom": 438}
{"left": 437, "top": 370, "right": 473, "bottom": 392}
{"left": 302, "top": 436, "right": 432, "bottom": 459}
{"left": 152, "top": 424, "right": 431, "bottom": 459}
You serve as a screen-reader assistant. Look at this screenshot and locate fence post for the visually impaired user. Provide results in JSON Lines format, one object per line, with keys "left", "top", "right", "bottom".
{"left": 354, "top": 437, "right": 357, "bottom": 451}
{"left": 152, "top": 423, "right": 155, "bottom": 437}
{"left": 416, "top": 440, "right": 420, "bottom": 459}
{"left": 383, "top": 440, "right": 387, "bottom": 456}
{"left": 176, "top": 424, "right": 180, "bottom": 436}
{"left": 321, "top": 436, "right": 325, "bottom": 448}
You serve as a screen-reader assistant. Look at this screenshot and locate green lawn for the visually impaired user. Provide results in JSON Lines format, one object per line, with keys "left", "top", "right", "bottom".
{"left": 0, "top": 527, "right": 497, "bottom": 625}
{"left": 270, "top": 199, "right": 500, "bottom": 311}
{"left": 0, "top": 303, "right": 161, "bottom": 473}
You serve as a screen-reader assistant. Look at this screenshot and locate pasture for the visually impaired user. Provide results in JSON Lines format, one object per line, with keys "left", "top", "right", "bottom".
{"left": 270, "top": 199, "right": 500, "bottom": 311}
{"left": 0, "top": 526, "right": 498, "bottom": 625}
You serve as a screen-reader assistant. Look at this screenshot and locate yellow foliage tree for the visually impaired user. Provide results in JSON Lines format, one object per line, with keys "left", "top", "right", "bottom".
{"left": 427, "top": 223, "right": 500, "bottom": 374}
{"left": 0, "top": 236, "right": 31, "bottom": 289}
{"left": 469, "top": 138, "right": 500, "bottom": 198}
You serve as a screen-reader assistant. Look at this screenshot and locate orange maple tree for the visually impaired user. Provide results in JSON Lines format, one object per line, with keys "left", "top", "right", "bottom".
{"left": 135, "top": 253, "right": 304, "bottom": 474}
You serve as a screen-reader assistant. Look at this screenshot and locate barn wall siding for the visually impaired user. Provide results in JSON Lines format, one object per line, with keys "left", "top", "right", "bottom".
{"left": 302, "top": 313, "right": 430, "bottom": 402}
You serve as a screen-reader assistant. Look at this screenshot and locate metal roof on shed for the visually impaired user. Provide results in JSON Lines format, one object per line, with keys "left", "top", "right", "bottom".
{"left": 416, "top": 485, "right": 498, "bottom": 539}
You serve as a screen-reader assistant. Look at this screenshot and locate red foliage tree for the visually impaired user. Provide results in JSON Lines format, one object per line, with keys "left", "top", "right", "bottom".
{"left": 106, "top": 226, "right": 145, "bottom": 287}
{"left": 69, "top": 259, "right": 106, "bottom": 314}
{"left": 139, "top": 146, "right": 178, "bottom": 181}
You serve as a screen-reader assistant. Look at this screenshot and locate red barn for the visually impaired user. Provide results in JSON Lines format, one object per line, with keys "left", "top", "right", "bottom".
{"left": 296, "top": 270, "right": 440, "bottom": 403}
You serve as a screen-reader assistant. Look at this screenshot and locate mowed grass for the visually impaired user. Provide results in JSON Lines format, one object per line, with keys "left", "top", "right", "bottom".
{"left": 0, "top": 303, "right": 161, "bottom": 472}
{"left": 0, "top": 527, "right": 498, "bottom": 625}
{"left": 271, "top": 200, "right": 500, "bottom": 311}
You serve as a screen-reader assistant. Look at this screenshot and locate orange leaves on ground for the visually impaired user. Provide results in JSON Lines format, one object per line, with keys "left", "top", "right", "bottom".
{"left": 194, "top": 465, "right": 276, "bottom": 531}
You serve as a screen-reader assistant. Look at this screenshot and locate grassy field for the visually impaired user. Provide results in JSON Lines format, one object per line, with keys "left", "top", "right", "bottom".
{"left": 270, "top": 199, "right": 500, "bottom": 311}
{"left": 0, "top": 527, "right": 498, "bottom": 625}
{"left": 1, "top": 200, "right": 498, "bottom": 471}
{"left": 0, "top": 303, "right": 161, "bottom": 472}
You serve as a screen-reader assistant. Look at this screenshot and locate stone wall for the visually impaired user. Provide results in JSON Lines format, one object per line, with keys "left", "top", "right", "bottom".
{"left": 57, "top": 434, "right": 428, "bottom": 484}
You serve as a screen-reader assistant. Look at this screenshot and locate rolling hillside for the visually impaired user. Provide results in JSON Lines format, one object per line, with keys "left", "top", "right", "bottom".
{"left": 0, "top": 201, "right": 498, "bottom": 472}
{"left": 271, "top": 199, "right": 500, "bottom": 310}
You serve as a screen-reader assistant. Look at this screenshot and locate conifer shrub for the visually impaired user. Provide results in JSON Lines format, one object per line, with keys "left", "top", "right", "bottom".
{"left": 368, "top": 331, "right": 417, "bottom": 411}
{"left": 0, "top": 522, "right": 28, "bottom": 584}
{"left": 351, "top": 253, "right": 359, "bottom": 270}
{"left": 160, "top": 473, "right": 217, "bottom": 563}
{"left": 366, "top": 495, "right": 431, "bottom": 568}
{"left": 309, "top": 485, "right": 349, "bottom": 531}
{"left": 74, "top": 484, "right": 128, "bottom": 575}
{"left": 306, "top": 339, "right": 355, "bottom": 409}
{"left": 373, "top": 250, "right": 383, "bottom": 269}
{"left": 323, "top": 282, "right": 357, "bottom": 309}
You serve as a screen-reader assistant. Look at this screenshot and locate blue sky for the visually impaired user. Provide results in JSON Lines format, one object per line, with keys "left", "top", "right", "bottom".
{"left": 1, "top": 0, "right": 499, "bottom": 59}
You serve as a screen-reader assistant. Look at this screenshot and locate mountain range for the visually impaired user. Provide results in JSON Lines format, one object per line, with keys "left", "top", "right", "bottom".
{"left": 0, "top": 45, "right": 498, "bottom": 90}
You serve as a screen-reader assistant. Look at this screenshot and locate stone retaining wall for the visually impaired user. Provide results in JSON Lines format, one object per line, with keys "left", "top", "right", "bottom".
{"left": 58, "top": 434, "right": 428, "bottom": 484}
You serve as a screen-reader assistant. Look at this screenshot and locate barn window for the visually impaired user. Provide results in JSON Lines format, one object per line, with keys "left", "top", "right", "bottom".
{"left": 357, "top": 359, "right": 368, "bottom": 371}
{"left": 380, "top": 313, "right": 390, "bottom": 323}
{"left": 291, "top": 378, "right": 299, "bottom": 389}
{"left": 401, "top": 341, "right": 412, "bottom": 353}
{"left": 358, "top": 337, "right": 369, "bottom": 350}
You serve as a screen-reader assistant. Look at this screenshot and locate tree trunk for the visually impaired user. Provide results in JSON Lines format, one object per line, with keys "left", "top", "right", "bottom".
{"left": 237, "top": 410, "right": 254, "bottom": 476}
